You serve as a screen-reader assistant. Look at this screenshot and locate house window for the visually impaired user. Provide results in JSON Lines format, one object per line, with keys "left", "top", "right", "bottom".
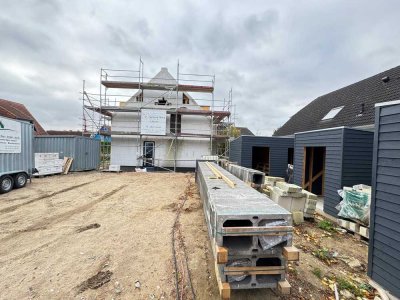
{"left": 136, "top": 92, "right": 143, "bottom": 102}
{"left": 170, "top": 114, "right": 181, "bottom": 134}
{"left": 322, "top": 106, "right": 344, "bottom": 120}
{"left": 183, "top": 94, "right": 190, "bottom": 105}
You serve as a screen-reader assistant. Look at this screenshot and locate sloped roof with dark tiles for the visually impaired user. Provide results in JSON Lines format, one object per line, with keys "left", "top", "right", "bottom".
{"left": 237, "top": 127, "right": 255, "bottom": 136}
{"left": 273, "top": 66, "right": 400, "bottom": 136}
{"left": 47, "top": 130, "right": 90, "bottom": 137}
{"left": 0, "top": 98, "right": 47, "bottom": 135}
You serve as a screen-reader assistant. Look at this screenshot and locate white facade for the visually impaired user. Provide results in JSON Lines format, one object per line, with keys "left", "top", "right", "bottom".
{"left": 110, "top": 68, "right": 213, "bottom": 169}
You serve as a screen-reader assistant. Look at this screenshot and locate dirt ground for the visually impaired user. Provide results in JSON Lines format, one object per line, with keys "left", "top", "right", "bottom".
{"left": 0, "top": 172, "right": 374, "bottom": 300}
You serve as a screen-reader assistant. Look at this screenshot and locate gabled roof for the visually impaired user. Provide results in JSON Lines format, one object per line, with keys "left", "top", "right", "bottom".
{"left": 127, "top": 67, "right": 199, "bottom": 108}
{"left": 274, "top": 66, "right": 400, "bottom": 136}
{"left": 149, "top": 67, "right": 177, "bottom": 85}
{"left": 0, "top": 98, "right": 47, "bottom": 135}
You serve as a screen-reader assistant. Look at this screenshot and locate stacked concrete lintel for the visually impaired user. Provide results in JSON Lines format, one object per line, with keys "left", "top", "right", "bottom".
{"left": 222, "top": 162, "right": 265, "bottom": 185}
{"left": 196, "top": 161, "right": 297, "bottom": 296}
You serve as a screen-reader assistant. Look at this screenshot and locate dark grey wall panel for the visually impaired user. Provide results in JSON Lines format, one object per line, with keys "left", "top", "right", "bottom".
{"left": 342, "top": 128, "right": 374, "bottom": 187}
{"left": 229, "top": 136, "right": 294, "bottom": 178}
{"left": 229, "top": 137, "right": 242, "bottom": 165}
{"left": 368, "top": 102, "right": 400, "bottom": 298}
{"left": 294, "top": 128, "right": 344, "bottom": 217}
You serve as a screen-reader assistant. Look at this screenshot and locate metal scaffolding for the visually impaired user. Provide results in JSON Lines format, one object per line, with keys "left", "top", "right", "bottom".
{"left": 81, "top": 58, "right": 234, "bottom": 171}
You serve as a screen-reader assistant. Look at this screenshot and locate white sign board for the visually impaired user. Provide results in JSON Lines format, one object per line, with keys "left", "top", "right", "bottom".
{"left": 0, "top": 117, "right": 22, "bottom": 153}
{"left": 140, "top": 109, "right": 167, "bottom": 136}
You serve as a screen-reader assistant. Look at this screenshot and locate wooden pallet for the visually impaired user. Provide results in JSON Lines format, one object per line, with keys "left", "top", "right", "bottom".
{"left": 63, "top": 157, "right": 74, "bottom": 174}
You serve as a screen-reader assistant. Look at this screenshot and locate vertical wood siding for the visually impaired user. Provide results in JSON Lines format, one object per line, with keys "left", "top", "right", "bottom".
{"left": 294, "top": 128, "right": 344, "bottom": 216}
{"left": 229, "top": 136, "right": 294, "bottom": 178}
{"left": 368, "top": 103, "right": 400, "bottom": 297}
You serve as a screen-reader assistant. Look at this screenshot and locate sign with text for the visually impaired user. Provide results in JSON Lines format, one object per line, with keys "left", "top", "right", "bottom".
{"left": 140, "top": 109, "right": 167, "bottom": 136}
{"left": 0, "top": 117, "right": 22, "bottom": 153}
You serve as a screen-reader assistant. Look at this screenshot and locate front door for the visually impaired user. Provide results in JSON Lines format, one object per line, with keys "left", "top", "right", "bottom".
{"left": 143, "top": 141, "right": 155, "bottom": 167}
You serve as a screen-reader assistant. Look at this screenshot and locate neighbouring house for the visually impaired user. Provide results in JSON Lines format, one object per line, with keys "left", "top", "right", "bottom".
{"left": 274, "top": 65, "right": 400, "bottom": 137}
{"left": 47, "top": 130, "right": 91, "bottom": 137}
{"left": 0, "top": 98, "right": 47, "bottom": 135}
{"left": 272, "top": 66, "right": 400, "bottom": 218}
{"left": 107, "top": 67, "right": 230, "bottom": 170}
{"left": 236, "top": 127, "right": 254, "bottom": 136}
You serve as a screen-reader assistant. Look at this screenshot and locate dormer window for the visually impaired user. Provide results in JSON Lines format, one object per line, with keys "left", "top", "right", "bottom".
{"left": 322, "top": 106, "right": 344, "bottom": 120}
{"left": 183, "top": 94, "right": 189, "bottom": 105}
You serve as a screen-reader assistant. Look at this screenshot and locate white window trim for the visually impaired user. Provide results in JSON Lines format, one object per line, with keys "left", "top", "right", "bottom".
{"left": 322, "top": 106, "right": 344, "bottom": 120}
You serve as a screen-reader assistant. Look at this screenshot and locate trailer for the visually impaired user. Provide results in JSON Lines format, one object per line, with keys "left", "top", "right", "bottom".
{"left": 0, "top": 116, "right": 34, "bottom": 194}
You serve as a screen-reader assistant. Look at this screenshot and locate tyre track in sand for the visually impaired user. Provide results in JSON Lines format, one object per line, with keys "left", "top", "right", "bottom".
{"left": 0, "top": 181, "right": 97, "bottom": 214}
{"left": 0, "top": 185, "right": 128, "bottom": 243}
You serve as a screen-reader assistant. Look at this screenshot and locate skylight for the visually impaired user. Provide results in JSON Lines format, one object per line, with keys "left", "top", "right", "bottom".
{"left": 322, "top": 106, "right": 344, "bottom": 120}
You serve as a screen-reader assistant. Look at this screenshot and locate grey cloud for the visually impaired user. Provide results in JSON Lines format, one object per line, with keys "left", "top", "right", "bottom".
{"left": 0, "top": 0, "right": 400, "bottom": 134}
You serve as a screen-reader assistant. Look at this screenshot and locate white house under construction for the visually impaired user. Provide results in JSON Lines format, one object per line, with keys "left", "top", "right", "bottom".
{"left": 83, "top": 62, "right": 232, "bottom": 171}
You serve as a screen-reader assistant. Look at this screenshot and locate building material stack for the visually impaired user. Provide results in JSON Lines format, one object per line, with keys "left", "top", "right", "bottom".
{"left": 196, "top": 161, "right": 299, "bottom": 299}
{"left": 34, "top": 153, "right": 64, "bottom": 176}
{"left": 302, "top": 190, "right": 318, "bottom": 218}
{"left": 222, "top": 162, "right": 265, "bottom": 186}
{"left": 336, "top": 184, "right": 371, "bottom": 239}
{"left": 264, "top": 176, "right": 285, "bottom": 186}
{"left": 270, "top": 182, "right": 317, "bottom": 220}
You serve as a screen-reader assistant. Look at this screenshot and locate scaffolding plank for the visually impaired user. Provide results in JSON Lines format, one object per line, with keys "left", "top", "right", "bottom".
{"left": 101, "top": 80, "right": 214, "bottom": 93}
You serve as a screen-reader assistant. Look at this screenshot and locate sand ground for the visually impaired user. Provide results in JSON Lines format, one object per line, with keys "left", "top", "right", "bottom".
{"left": 0, "top": 172, "right": 277, "bottom": 300}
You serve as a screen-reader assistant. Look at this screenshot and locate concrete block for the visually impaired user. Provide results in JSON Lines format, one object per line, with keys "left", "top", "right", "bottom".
{"left": 304, "top": 207, "right": 316, "bottom": 215}
{"left": 291, "top": 197, "right": 306, "bottom": 212}
{"left": 276, "top": 197, "right": 293, "bottom": 212}
{"left": 304, "top": 212, "right": 314, "bottom": 219}
{"left": 302, "top": 189, "right": 318, "bottom": 200}
{"left": 359, "top": 226, "right": 369, "bottom": 238}
{"left": 265, "top": 176, "right": 284, "bottom": 186}
{"left": 337, "top": 219, "right": 350, "bottom": 229}
{"left": 272, "top": 186, "right": 303, "bottom": 198}
{"left": 348, "top": 222, "right": 360, "bottom": 233}
{"left": 276, "top": 182, "right": 302, "bottom": 193}
{"left": 292, "top": 211, "right": 304, "bottom": 225}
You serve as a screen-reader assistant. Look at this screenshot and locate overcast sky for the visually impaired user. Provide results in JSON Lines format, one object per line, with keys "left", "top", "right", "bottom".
{"left": 1, "top": 1, "right": 399, "bottom": 135}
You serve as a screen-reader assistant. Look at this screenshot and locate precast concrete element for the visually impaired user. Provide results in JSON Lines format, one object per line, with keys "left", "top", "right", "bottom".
{"left": 196, "top": 161, "right": 293, "bottom": 291}
{"left": 222, "top": 162, "right": 266, "bottom": 185}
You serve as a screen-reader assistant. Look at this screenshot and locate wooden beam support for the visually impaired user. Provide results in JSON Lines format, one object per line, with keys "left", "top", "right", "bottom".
{"left": 278, "top": 280, "right": 291, "bottom": 295}
{"left": 216, "top": 246, "right": 228, "bottom": 264}
{"left": 222, "top": 226, "right": 292, "bottom": 236}
{"left": 224, "top": 265, "right": 285, "bottom": 276}
{"left": 283, "top": 246, "right": 300, "bottom": 261}
{"left": 205, "top": 162, "right": 236, "bottom": 188}
{"left": 214, "top": 261, "right": 230, "bottom": 300}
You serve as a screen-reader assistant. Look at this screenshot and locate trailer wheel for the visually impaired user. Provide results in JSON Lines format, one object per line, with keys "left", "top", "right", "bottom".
{"left": 0, "top": 175, "right": 14, "bottom": 194}
{"left": 14, "top": 173, "right": 28, "bottom": 189}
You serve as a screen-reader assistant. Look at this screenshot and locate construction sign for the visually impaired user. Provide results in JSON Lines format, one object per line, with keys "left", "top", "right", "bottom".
{"left": 0, "top": 117, "right": 22, "bottom": 153}
{"left": 140, "top": 109, "right": 167, "bottom": 136}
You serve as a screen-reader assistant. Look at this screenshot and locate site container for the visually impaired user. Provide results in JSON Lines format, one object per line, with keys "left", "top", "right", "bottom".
{"left": 34, "top": 136, "right": 100, "bottom": 171}
{"left": 0, "top": 116, "right": 34, "bottom": 193}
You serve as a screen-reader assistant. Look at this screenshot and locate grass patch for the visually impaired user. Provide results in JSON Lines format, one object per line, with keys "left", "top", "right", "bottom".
{"left": 311, "top": 267, "right": 322, "bottom": 279}
{"left": 336, "top": 277, "right": 364, "bottom": 297}
{"left": 317, "top": 220, "right": 335, "bottom": 232}
{"left": 313, "top": 248, "right": 332, "bottom": 262}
